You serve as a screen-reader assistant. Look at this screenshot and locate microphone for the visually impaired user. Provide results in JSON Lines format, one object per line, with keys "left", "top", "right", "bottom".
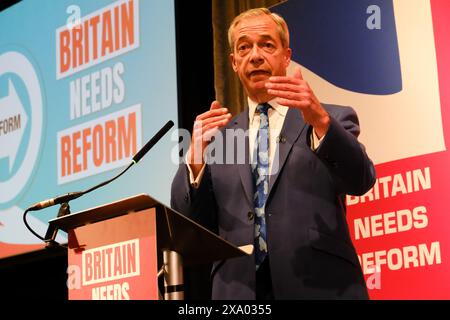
{"left": 24, "top": 120, "right": 175, "bottom": 243}
{"left": 26, "top": 120, "right": 174, "bottom": 212}
{"left": 27, "top": 192, "right": 83, "bottom": 212}
{"left": 133, "top": 120, "right": 174, "bottom": 163}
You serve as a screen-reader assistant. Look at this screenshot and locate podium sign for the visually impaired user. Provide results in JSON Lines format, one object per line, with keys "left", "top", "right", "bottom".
{"left": 51, "top": 194, "right": 251, "bottom": 300}
{"left": 67, "top": 209, "right": 158, "bottom": 300}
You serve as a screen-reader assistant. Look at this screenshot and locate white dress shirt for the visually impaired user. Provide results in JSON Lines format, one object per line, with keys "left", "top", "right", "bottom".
{"left": 188, "top": 98, "right": 325, "bottom": 187}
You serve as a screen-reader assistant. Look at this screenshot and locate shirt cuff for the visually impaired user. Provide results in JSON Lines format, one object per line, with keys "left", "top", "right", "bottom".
{"left": 185, "top": 154, "right": 206, "bottom": 188}
{"left": 311, "top": 129, "right": 326, "bottom": 151}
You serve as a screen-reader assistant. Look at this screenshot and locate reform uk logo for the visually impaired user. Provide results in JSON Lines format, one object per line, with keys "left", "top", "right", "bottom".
{"left": 0, "top": 51, "right": 43, "bottom": 204}
{"left": 275, "top": 0, "right": 445, "bottom": 165}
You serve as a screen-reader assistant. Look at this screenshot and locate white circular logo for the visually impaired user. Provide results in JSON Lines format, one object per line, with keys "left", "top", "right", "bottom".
{"left": 0, "top": 51, "right": 43, "bottom": 203}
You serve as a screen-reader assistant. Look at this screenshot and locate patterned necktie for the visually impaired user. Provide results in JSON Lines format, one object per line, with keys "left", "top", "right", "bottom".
{"left": 252, "top": 103, "right": 270, "bottom": 270}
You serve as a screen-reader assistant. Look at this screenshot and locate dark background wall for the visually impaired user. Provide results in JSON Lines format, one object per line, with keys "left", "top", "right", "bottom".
{"left": 0, "top": 0, "right": 215, "bottom": 300}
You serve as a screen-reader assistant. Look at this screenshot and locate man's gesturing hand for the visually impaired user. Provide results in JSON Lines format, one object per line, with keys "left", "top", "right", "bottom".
{"left": 265, "top": 66, "right": 330, "bottom": 138}
{"left": 187, "top": 101, "right": 232, "bottom": 178}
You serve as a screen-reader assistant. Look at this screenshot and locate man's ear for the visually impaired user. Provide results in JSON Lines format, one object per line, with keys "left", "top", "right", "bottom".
{"left": 284, "top": 48, "right": 292, "bottom": 68}
{"left": 229, "top": 53, "right": 238, "bottom": 72}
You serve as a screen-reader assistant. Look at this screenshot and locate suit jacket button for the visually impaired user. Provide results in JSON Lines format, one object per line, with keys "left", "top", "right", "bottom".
{"left": 248, "top": 211, "right": 254, "bottom": 221}
{"left": 184, "top": 194, "right": 189, "bottom": 202}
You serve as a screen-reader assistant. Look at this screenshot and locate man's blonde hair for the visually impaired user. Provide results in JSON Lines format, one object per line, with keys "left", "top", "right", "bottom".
{"left": 227, "top": 8, "right": 290, "bottom": 51}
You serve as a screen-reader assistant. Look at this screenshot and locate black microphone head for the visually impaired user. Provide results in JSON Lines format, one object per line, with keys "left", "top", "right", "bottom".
{"left": 132, "top": 120, "right": 174, "bottom": 163}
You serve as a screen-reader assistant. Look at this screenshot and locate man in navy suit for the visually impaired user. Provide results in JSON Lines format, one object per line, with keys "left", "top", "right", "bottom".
{"left": 171, "top": 8, "right": 375, "bottom": 299}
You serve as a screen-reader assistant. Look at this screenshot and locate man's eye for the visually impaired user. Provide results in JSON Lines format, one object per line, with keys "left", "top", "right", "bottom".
{"left": 261, "top": 42, "right": 276, "bottom": 53}
{"left": 238, "top": 44, "right": 249, "bottom": 51}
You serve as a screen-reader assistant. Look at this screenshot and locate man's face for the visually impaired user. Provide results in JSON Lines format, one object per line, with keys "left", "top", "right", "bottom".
{"left": 230, "top": 15, "right": 291, "bottom": 101}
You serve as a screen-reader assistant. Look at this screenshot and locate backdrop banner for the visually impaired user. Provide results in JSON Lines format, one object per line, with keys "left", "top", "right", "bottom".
{"left": 0, "top": 0, "right": 179, "bottom": 259}
{"left": 274, "top": 0, "right": 450, "bottom": 299}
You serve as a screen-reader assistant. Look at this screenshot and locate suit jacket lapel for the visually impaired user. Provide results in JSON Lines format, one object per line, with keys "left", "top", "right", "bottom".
{"left": 232, "top": 109, "right": 254, "bottom": 207}
{"left": 267, "top": 108, "right": 307, "bottom": 198}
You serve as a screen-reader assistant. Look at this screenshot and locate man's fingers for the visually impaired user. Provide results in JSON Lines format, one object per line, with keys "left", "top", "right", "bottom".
{"left": 194, "top": 114, "right": 232, "bottom": 130}
{"left": 267, "top": 88, "right": 311, "bottom": 99}
{"left": 202, "top": 115, "right": 232, "bottom": 140}
{"left": 269, "top": 66, "right": 308, "bottom": 87}
{"left": 203, "top": 127, "right": 220, "bottom": 141}
{"left": 201, "top": 118, "right": 231, "bottom": 132}
{"left": 276, "top": 98, "right": 311, "bottom": 109}
{"left": 194, "top": 120, "right": 229, "bottom": 141}
{"left": 196, "top": 107, "right": 229, "bottom": 121}
{"left": 267, "top": 90, "right": 300, "bottom": 102}
{"left": 266, "top": 82, "right": 309, "bottom": 93}
{"left": 191, "top": 100, "right": 232, "bottom": 150}
{"left": 188, "top": 101, "right": 228, "bottom": 168}
{"left": 267, "top": 76, "right": 306, "bottom": 86}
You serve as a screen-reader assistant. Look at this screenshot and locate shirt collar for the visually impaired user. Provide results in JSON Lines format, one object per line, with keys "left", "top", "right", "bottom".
{"left": 248, "top": 98, "right": 289, "bottom": 125}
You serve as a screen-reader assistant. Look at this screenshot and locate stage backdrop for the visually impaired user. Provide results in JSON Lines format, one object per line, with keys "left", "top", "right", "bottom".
{"left": 274, "top": 0, "right": 450, "bottom": 299}
{"left": 0, "top": 0, "right": 179, "bottom": 259}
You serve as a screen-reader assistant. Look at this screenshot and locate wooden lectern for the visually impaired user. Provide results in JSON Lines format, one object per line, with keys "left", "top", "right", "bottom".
{"left": 49, "top": 194, "right": 252, "bottom": 300}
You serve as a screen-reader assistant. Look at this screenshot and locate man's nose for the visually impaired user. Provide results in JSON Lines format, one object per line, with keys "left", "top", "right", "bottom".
{"left": 249, "top": 45, "right": 264, "bottom": 64}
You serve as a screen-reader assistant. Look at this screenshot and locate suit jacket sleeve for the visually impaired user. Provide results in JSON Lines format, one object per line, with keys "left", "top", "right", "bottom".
{"left": 170, "top": 163, "right": 218, "bottom": 231}
{"left": 314, "top": 105, "right": 376, "bottom": 196}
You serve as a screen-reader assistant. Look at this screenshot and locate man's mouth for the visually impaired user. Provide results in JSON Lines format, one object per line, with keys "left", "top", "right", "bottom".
{"left": 248, "top": 70, "right": 271, "bottom": 78}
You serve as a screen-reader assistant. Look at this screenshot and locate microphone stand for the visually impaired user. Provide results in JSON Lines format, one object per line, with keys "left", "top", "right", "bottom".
{"left": 23, "top": 161, "right": 134, "bottom": 248}
{"left": 44, "top": 202, "right": 71, "bottom": 248}
{"left": 23, "top": 120, "right": 175, "bottom": 245}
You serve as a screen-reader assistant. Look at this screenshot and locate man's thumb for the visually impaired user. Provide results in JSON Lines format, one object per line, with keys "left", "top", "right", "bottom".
{"left": 293, "top": 66, "right": 304, "bottom": 80}
{"left": 210, "top": 100, "right": 222, "bottom": 110}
